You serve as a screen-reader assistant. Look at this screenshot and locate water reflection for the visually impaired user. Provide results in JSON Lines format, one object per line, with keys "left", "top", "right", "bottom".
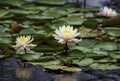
{"left": 16, "top": 67, "right": 32, "bottom": 80}
{"left": 54, "top": 74, "right": 77, "bottom": 81}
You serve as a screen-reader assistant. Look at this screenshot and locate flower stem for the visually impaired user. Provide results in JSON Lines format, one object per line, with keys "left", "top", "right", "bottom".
{"left": 24, "top": 48, "right": 27, "bottom": 54}
{"left": 64, "top": 42, "right": 68, "bottom": 55}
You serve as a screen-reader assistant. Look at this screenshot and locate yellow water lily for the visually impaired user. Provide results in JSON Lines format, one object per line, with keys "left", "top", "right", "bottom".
{"left": 53, "top": 25, "right": 81, "bottom": 44}
{"left": 98, "top": 6, "right": 118, "bottom": 17}
{"left": 13, "top": 35, "right": 36, "bottom": 53}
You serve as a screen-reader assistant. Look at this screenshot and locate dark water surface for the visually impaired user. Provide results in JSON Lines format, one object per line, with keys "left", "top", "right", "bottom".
{"left": 0, "top": 58, "right": 120, "bottom": 81}
{"left": 67, "top": 0, "right": 120, "bottom": 12}
{"left": 67, "top": 0, "right": 108, "bottom": 7}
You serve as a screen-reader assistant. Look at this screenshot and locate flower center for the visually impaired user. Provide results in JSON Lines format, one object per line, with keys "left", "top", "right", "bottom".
{"left": 63, "top": 29, "right": 72, "bottom": 36}
{"left": 18, "top": 36, "right": 29, "bottom": 45}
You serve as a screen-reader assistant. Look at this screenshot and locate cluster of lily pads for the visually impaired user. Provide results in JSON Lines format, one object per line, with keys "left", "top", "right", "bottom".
{"left": 0, "top": 0, "right": 120, "bottom": 72}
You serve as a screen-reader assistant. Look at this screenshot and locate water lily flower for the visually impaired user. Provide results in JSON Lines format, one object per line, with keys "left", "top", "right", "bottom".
{"left": 53, "top": 25, "right": 81, "bottom": 44}
{"left": 98, "top": 6, "right": 118, "bottom": 17}
{"left": 13, "top": 35, "right": 36, "bottom": 53}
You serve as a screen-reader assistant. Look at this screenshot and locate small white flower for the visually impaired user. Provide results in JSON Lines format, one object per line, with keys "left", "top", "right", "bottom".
{"left": 53, "top": 25, "right": 81, "bottom": 44}
{"left": 98, "top": 6, "right": 118, "bottom": 17}
{"left": 13, "top": 35, "right": 36, "bottom": 53}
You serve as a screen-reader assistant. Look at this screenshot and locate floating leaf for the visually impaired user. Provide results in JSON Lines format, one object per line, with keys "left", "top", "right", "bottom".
{"left": 42, "top": 10, "right": 66, "bottom": 18}
{"left": 0, "top": 27, "right": 10, "bottom": 32}
{"left": 9, "top": 9, "right": 39, "bottom": 15}
{"left": 90, "top": 63, "right": 120, "bottom": 70}
{"left": 0, "top": 0, "right": 25, "bottom": 7}
{"left": 94, "top": 42, "right": 117, "bottom": 51}
{"left": 0, "top": 9, "right": 9, "bottom": 18}
{"left": 20, "top": 54, "right": 42, "bottom": 61}
{"left": 79, "top": 27, "right": 97, "bottom": 37}
{"left": 23, "top": 4, "right": 48, "bottom": 11}
{"left": 30, "top": 60, "right": 81, "bottom": 72}
{"left": 86, "top": 53, "right": 108, "bottom": 59}
{"left": 70, "top": 50, "right": 85, "bottom": 58}
{"left": 109, "top": 53, "right": 120, "bottom": 59}
{"left": 0, "top": 33, "right": 11, "bottom": 37}
{"left": 57, "top": 17, "right": 85, "bottom": 25}
{"left": 82, "top": 19, "right": 99, "bottom": 28}
{"left": 35, "top": 0, "right": 66, "bottom": 5}
{"left": 95, "top": 58, "right": 116, "bottom": 63}
{"left": 104, "top": 27, "right": 120, "bottom": 37}
{"left": 34, "top": 45, "right": 63, "bottom": 52}
{"left": 44, "top": 65, "right": 81, "bottom": 72}
{"left": 19, "top": 28, "right": 37, "bottom": 34}
{"left": 76, "top": 58, "right": 94, "bottom": 66}
{"left": 0, "top": 37, "right": 12, "bottom": 43}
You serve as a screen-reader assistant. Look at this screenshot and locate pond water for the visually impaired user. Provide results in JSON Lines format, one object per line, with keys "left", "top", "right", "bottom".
{"left": 67, "top": 0, "right": 108, "bottom": 7}
{"left": 0, "top": 58, "right": 120, "bottom": 81}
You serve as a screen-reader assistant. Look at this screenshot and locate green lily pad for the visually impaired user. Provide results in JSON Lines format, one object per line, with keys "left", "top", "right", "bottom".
{"left": 0, "top": 0, "right": 25, "bottom": 7}
{"left": 34, "top": 45, "right": 63, "bottom": 52}
{"left": 57, "top": 17, "right": 85, "bottom": 25}
{"left": 20, "top": 54, "right": 42, "bottom": 61}
{"left": 104, "top": 27, "right": 120, "bottom": 37}
{"left": 42, "top": 10, "right": 66, "bottom": 18}
{"left": 94, "top": 42, "right": 117, "bottom": 51}
{"left": 0, "top": 27, "right": 10, "bottom": 32}
{"left": 19, "top": 28, "right": 37, "bottom": 34}
{"left": 0, "top": 9, "right": 9, "bottom": 18}
{"left": 82, "top": 19, "right": 99, "bottom": 28}
{"left": 109, "top": 53, "right": 120, "bottom": 59}
{"left": 95, "top": 58, "right": 116, "bottom": 63}
{"left": 90, "top": 63, "right": 120, "bottom": 70}
{"left": 30, "top": 60, "right": 81, "bottom": 72}
{"left": 0, "top": 32, "right": 11, "bottom": 37}
{"left": 76, "top": 58, "right": 94, "bottom": 66}
{"left": 35, "top": 0, "right": 66, "bottom": 5}
{"left": 86, "top": 53, "right": 108, "bottom": 59}
{"left": 79, "top": 27, "right": 97, "bottom": 37}
{"left": 45, "top": 65, "right": 81, "bottom": 72}
{"left": 9, "top": 9, "right": 39, "bottom": 15}
{"left": 23, "top": 4, "right": 48, "bottom": 11}
{"left": 0, "top": 37, "right": 12, "bottom": 43}
{"left": 26, "top": 15, "right": 53, "bottom": 20}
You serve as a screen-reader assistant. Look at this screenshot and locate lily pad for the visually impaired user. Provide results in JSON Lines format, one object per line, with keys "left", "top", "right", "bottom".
{"left": 0, "top": 9, "right": 9, "bottom": 18}
{"left": 0, "top": 0, "right": 25, "bottom": 7}
{"left": 19, "top": 28, "right": 37, "bottom": 34}
{"left": 94, "top": 42, "right": 117, "bottom": 51}
{"left": 76, "top": 58, "right": 94, "bottom": 66}
{"left": 104, "top": 27, "right": 120, "bottom": 37}
{"left": 57, "top": 17, "right": 85, "bottom": 25}
{"left": 35, "top": 0, "right": 66, "bottom": 5}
